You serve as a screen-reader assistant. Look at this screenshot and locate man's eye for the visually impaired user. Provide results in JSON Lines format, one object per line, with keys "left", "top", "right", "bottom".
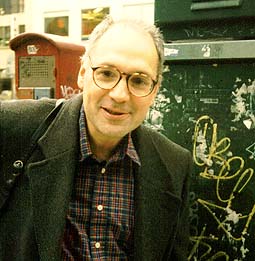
{"left": 98, "top": 69, "right": 117, "bottom": 79}
{"left": 102, "top": 70, "right": 115, "bottom": 78}
{"left": 131, "top": 76, "right": 149, "bottom": 86}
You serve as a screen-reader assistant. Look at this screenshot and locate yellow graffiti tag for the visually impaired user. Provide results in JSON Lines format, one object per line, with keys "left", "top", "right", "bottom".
{"left": 190, "top": 115, "right": 255, "bottom": 260}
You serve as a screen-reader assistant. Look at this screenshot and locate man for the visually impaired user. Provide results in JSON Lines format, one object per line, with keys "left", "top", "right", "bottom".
{"left": 0, "top": 16, "right": 192, "bottom": 260}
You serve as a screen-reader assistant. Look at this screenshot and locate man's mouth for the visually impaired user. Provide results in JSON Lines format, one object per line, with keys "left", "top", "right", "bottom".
{"left": 104, "top": 108, "right": 125, "bottom": 115}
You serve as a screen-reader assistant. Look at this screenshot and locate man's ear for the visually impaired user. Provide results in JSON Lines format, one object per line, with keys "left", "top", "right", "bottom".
{"left": 77, "top": 65, "right": 86, "bottom": 90}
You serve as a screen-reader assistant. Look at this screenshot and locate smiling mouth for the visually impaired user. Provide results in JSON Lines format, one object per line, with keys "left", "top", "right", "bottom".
{"left": 104, "top": 108, "right": 126, "bottom": 115}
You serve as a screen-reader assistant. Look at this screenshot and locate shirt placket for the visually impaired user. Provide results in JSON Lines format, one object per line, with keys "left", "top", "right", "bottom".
{"left": 89, "top": 164, "right": 107, "bottom": 260}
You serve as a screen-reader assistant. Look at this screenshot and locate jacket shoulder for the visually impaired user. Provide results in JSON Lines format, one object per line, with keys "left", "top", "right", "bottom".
{"left": 1, "top": 98, "right": 56, "bottom": 119}
{"left": 0, "top": 99, "right": 57, "bottom": 169}
{"left": 1, "top": 99, "right": 56, "bottom": 132}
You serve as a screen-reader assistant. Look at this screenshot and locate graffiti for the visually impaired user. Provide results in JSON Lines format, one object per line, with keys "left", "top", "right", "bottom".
{"left": 246, "top": 143, "right": 255, "bottom": 160}
{"left": 188, "top": 225, "right": 229, "bottom": 261}
{"left": 189, "top": 115, "right": 255, "bottom": 260}
{"left": 184, "top": 27, "right": 229, "bottom": 39}
{"left": 231, "top": 79, "right": 255, "bottom": 129}
{"left": 60, "top": 85, "right": 81, "bottom": 99}
{"left": 183, "top": 25, "right": 255, "bottom": 39}
{"left": 202, "top": 44, "right": 211, "bottom": 58}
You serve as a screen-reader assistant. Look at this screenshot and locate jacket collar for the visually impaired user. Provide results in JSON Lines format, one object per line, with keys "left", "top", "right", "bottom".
{"left": 38, "top": 94, "right": 82, "bottom": 158}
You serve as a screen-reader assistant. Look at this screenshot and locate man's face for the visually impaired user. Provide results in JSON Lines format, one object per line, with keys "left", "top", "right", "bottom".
{"left": 78, "top": 24, "right": 160, "bottom": 144}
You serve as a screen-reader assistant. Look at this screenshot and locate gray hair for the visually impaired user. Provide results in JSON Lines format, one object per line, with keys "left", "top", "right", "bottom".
{"left": 82, "top": 15, "right": 165, "bottom": 79}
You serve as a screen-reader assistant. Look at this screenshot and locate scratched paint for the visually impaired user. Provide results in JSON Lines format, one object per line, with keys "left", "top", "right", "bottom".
{"left": 145, "top": 86, "right": 171, "bottom": 131}
{"left": 231, "top": 79, "right": 255, "bottom": 129}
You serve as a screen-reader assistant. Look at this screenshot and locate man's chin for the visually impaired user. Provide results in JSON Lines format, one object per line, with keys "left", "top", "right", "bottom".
{"left": 101, "top": 127, "right": 129, "bottom": 139}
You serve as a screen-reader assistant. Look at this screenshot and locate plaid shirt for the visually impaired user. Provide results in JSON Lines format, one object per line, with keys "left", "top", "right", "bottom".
{"left": 62, "top": 106, "right": 140, "bottom": 260}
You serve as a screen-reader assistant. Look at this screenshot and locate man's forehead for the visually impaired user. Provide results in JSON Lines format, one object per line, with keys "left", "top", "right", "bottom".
{"left": 96, "top": 23, "right": 151, "bottom": 46}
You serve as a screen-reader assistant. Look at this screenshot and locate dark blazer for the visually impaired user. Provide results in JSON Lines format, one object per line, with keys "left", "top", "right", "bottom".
{"left": 0, "top": 94, "right": 192, "bottom": 261}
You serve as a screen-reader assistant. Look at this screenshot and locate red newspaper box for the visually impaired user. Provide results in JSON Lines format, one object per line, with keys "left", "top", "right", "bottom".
{"left": 9, "top": 32, "right": 85, "bottom": 99}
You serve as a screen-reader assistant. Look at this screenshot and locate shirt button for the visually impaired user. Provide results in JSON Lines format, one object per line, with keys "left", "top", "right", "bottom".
{"left": 101, "top": 168, "right": 106, "bottom": 174}
{"left": 97, "top": 205, "right": 103, "bottom": 211}
{"left": 95, "top": 242, "right": 101, "bottom": 249}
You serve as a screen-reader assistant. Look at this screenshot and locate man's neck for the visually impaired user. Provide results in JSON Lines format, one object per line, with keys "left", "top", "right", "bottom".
{"left": 89, "top": 136, "right": 121, "bottom": 161}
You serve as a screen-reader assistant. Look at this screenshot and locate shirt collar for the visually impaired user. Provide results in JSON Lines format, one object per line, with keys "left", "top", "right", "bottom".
{"left": 79, "top": 105, "right": 141, "bottom": 166}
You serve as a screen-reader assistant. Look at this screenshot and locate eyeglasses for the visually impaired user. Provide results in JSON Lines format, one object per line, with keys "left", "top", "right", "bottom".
{"left": 89, "top": 58, "right": 158, "bottom": 97}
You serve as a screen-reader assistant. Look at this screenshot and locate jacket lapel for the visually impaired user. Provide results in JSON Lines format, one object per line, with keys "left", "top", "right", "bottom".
{"left": 26, "top": 95, "right": 83, "bottom": 260}
{"left": 133, "top": 127, "right": 182, "bottom": 261}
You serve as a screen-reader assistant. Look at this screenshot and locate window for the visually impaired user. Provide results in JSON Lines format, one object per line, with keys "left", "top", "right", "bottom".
{"left": 0, "top": 26, "right": 10, "bottom": 46}
{"left": 45, "top": 16, "right": 69, "bottom": 36}
{"left": 19, "top": 24, "right": 25, "bottom": 34}
{"left": 81, "top": 7, "right": 109, "bottom": 39}
{"left": 0, "top": 0, "right": 24, "bottom": 14}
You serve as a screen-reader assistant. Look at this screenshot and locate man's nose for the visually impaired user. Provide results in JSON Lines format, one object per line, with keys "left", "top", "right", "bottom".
{"left": 108, "top": 77, "right": 130, "bottom": 102}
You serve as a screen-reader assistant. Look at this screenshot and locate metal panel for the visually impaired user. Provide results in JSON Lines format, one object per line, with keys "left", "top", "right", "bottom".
{"left": 19, "top": 56, "right": 55, "bottom": 87}
{"left": 155, "top": 0, "right": 254, "bottom": 24}
{"left": 191, "top": 0, "right": 243, "bottom": 11}
{"left": 164, "top": 40, "right": 255, "bottom": 61}
{"left": 155, "top": 0, "right": 255, "bottom": 41}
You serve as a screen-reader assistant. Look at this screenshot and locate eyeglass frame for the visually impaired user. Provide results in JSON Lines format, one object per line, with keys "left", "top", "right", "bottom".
{"left": 88, "top": 56, "right": 158, "bottom": 97}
